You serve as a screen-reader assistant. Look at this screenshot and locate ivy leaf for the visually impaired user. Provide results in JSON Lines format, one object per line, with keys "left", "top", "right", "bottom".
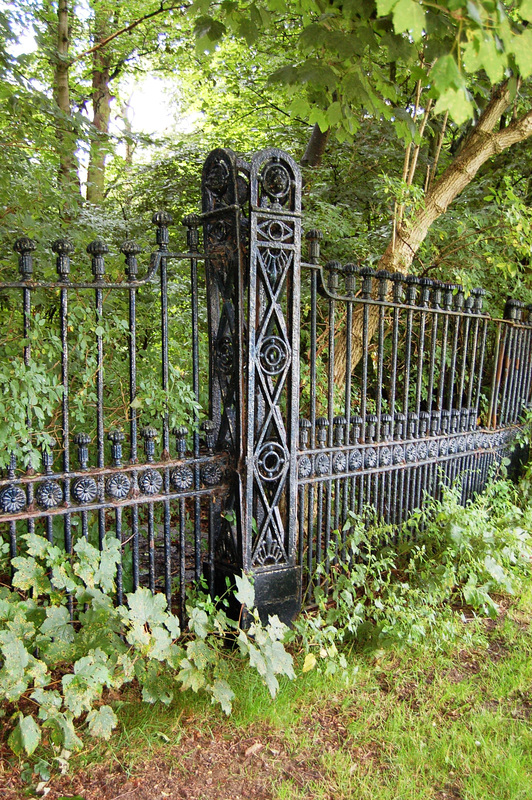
{"left": 8, "top": 713, "right": 41, "bottom": 756}
{"left": 234, "top": 573, "right": 255, "bottom": 609}
{"left": 86, "top": 705, "right": 118, "bottom": 740}
{"left": 211, "top": 679, "right": 235, "bottom": 715}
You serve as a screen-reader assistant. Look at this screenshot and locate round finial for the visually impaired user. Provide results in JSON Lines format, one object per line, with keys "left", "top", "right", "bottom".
{"left": 305, "top": 229, "right": 323, "bottom": 241}
{"left": 152, "top": 210, "right": 174, "bottom": 227}
{"left": 120, "top": 240, "right": 142, "bottom": 257}
{"left": 86, "top": 240, "right": 109, "bottom": 257}
{"left": 51, "top": 239, "right": 75, "bottom": 256}
{"left": 13, "top": 237, "right": 37, "bottom": 255}
{"left": 183, "top": 213, "right": 200, "bottom": 228}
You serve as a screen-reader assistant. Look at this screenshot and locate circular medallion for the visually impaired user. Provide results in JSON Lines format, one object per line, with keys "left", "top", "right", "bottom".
{"left": 298, "top": 455, "right": 312, "bottom": 479}
{"left": 266, "top": 221, "right": 286, "bottom": 241}
{"left": 139, "top": 469, "right": 163, "bottom": 496}
{"left": 333, "top": 452, "right": 347, "bottom": 473}
{"left": 72, "top": 476, "right": 98, "bottom": 504}
{"left": 315, "top": 453, "right": 330, "bottom": 476}
{"left": 467, "top": 434, "right": 476, "bottom": 451}
{"left": 393, "top": 445, "right": 405, "bottom": 464}
{"left": 439, "top": 438, "right": 449, "bottom": 456}
{"left": 449, "top": 437, "right": 459, "bottom": 454}
{"left": 417, "top": 441, "right": 428, "bottom": 460}
{"left": 428, "top": 440, "right": 439, "bottom": 458}
{"left": 36, "top": 480, "right": 63, "bottom": 509}
{"left": 379, "top": 446, "right": 392, "bottom": 467}
{"left": 202, "top": 463, "right": 223, "bottom": 486}
{"left": 458, "top": 436, "right": 467, "bottom": 453}
{"left": 0, "top": 485, "right": 26, "bottom": 514}
{"left": 406, "top": 443, "right": 417, "bottom": 463}
{"left": 105, "top": 474, "right": 130, "bottom": 500}
{"left": 349, "top": 449, "right": 363, "bottom": 471}
{"left": 257, "top": 442, "right": 287, "bottom": 481}
{"left": 364, "top": 447, "right": 378, "bottom": 468}
{"left": 171, "top": 466, "right": 194, "bottom": 491}
{"left": 261, "top": 163, "right": 290, "bottom": 202}
{"left": 259, "top": 336, "right": 290, "bottom": 375}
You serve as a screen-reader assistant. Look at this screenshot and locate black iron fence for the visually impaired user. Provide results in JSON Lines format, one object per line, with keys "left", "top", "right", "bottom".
{"left": 1, "top": 146, "right": 530, "bottom": 622}
{"left": 296, "top": 242, "right": 531, "bottom": 590}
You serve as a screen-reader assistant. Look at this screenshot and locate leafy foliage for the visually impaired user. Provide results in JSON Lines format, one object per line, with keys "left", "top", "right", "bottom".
{"left": 293, "top": 479, "right": 532, "bottom": 672}
{"left": 0, "top": 532, "right": 294, "bottom": 758}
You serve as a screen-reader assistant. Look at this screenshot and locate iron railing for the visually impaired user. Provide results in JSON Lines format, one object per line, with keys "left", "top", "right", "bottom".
{"left": 0, "top": 215, "right": 228, "bottom": 619}
{"left": 1, "top": 146, "right": 530, "bottom": 622}
{"left": 296, "top": 235, "right": 531, "bottom": 588}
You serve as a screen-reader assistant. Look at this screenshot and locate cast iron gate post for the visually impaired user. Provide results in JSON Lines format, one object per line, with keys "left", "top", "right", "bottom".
{"left": 202, "top": 148, "right": 302, "bottom": 623}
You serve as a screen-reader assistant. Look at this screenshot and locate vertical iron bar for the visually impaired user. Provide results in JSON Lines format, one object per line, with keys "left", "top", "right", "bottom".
{"left": 447, "top": 287, "right": 464, "bottom": 412}
{"left": 185, "top": 215, "right": 202, "bottom": 580}
{"left": 438, "top": 285, "right": 454, "bottom": 413}
{"left": 88, "top": 240, "right": 108, "bottom": 549}
{"left": 389, "top": 274, "right": 404, "bottom": 435}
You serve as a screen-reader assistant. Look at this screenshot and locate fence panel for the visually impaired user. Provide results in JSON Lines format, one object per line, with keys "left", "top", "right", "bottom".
{"left": 297, "top": 232, "right": 531, "bottom": 591}
{"left": 0, "top": 215, "right": 229, "bottom": 619}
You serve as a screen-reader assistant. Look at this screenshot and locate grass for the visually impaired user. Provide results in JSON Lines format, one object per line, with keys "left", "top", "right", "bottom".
{"left": 10, "top": 583, "right": 531, "bottom": 800}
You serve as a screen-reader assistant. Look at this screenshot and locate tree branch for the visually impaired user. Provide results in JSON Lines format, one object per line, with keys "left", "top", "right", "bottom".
{"left": 72, "top": 3, "right": 190, "bottom": 63}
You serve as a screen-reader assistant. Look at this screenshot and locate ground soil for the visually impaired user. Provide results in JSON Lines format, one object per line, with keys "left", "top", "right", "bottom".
{"left": 0, "top": 720, "right": 328, "bottom": 800}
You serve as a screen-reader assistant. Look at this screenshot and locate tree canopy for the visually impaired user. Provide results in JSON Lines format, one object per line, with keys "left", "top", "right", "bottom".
{"left": 2, "top": 0, "right": 532, "bottom": 306}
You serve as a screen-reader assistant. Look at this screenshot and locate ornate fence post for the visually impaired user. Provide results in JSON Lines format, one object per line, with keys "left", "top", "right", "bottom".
{"left": 202, "top": 148, "right": 302, "bottom": 623}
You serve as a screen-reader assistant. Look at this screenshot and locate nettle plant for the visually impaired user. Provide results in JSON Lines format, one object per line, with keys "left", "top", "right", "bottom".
{"left": 0, "top": 532, "right": 294, "bottom": 758}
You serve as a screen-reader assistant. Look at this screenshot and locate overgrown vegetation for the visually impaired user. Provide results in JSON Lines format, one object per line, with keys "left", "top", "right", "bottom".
{"left": 1, "top": 469, "right": 531, "bottom": 784}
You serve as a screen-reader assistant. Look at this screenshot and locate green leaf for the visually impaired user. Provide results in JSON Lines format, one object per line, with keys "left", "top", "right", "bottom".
{"left": 43, "top": 713, "right": 83, "bottom": 751}
{"left": 8, "top": 713, "right": 41, "bottom": 756}
{"left": 211, "top": 679, "right": 235, "bottom": 715}
{"left": 124, "top": 586, "right": 169, "bottom": 627}
{"left": 391, "top": 0, "right": 425, "bottom": 41}
{"left": 11, "top": 556, "right": 51, "bottom": 595}
{"left": 86, "top": 705, "right": 118, "bottom": 739}
{"left": 194, "top": 15, "right": 227, "bottom": 41}
{"left": 520, "top": 0, "right": 532, "bottom": 22}
{"left": 376, "top": 0, "right": 397, "bottom": 14}
{"left": 511, "top": 29, "right": 532, "bottom": 78}
{"left": 431, "top": 55, "right": 463, "bottom": 93}
{"left": 433, "top": 87, "right": 474, "bottom": 125}
{"left": 40, "top": 605, "right": 74, "bottom": 643}
{"left": 234, "top": 573, "right": 255, "bottom": 609}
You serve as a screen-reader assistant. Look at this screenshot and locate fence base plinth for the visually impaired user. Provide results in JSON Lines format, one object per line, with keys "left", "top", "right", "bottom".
{"left": 211, "top": 563, "right": 301, "bottom": 627}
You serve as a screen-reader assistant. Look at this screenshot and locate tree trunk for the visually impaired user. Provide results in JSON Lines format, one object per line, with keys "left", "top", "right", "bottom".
{"left": 86, "top": 11, "right": 112, "bottom": 204}
{"left": 334, "top": 82, "right": 532, "bottom": 385}
{"left": 51, "top": 0, "right": 80, "bottom": 200}
{"left": 301, "top": 124, "right": 330, "bottom": 167}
